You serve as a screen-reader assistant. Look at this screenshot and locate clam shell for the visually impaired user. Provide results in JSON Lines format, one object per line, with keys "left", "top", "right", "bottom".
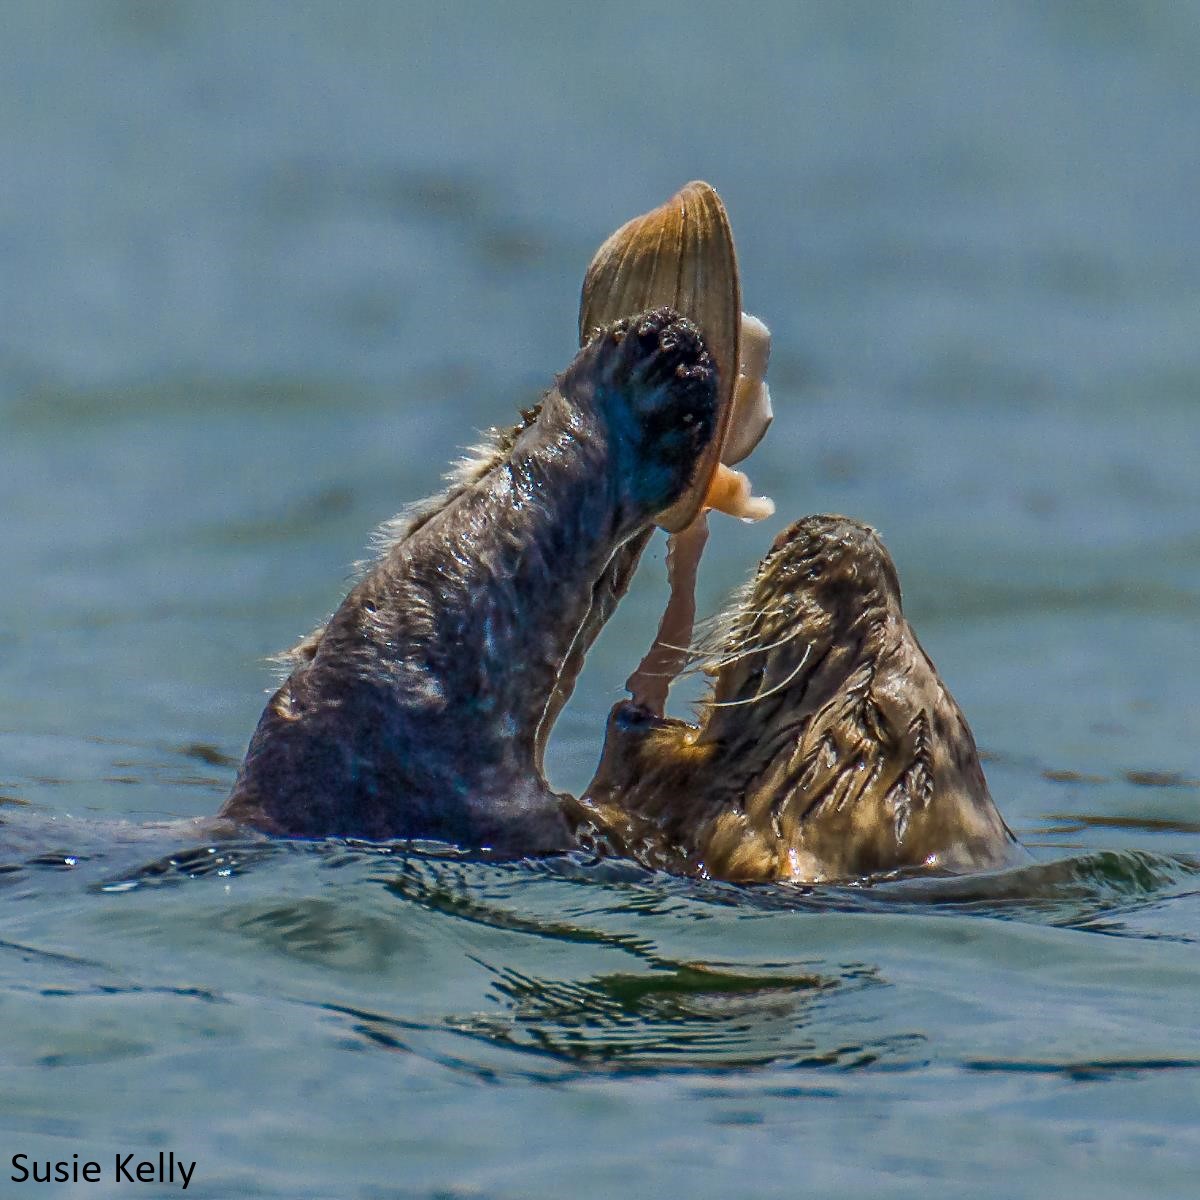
{"left": 579, "top": 181, "right": 741, "bottom": 532}
{"left": 723, "top": 313, "right": 774, "bottom": 466}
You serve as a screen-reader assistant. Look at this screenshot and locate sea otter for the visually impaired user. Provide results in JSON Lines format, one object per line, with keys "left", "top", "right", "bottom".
{"left": 574, "top": 515, "right": 1023, "bottom": 882}
{"left": 219, "top": 177, "right": 1020, "bottom": 884}
{"left": 221, "top": 308, "right": 722, "bottom": 851}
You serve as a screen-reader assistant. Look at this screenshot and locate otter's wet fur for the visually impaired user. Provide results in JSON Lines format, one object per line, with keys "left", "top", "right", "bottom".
{"left": 576, "top": 515, "right": 1022, "bottom": 882}
{"left": 223, "top": 310, "right": 718, "bottom": 851}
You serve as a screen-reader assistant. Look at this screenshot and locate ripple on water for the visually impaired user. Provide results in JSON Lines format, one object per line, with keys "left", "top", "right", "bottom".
{"left": 0, "top": 818, "right": 1198, "bottom": 1197}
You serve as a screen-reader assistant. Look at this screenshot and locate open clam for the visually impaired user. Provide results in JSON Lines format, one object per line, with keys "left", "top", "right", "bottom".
{"left": 579, "top": 180, "right": 772, "bottom": 532}
{"left": 579, "top": 182, "right": 775, "bottom": 713}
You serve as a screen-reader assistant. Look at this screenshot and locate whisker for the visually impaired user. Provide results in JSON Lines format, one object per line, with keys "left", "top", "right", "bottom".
{"left": 702, "top": 618, "right": 806, "bottom": 669}
{"left": 690, "top": 607, "right": 790, "bottom": 657}
{"left": 644, "top": 602, "right": 796, "bottom": 664}
{"left": 644, "top": 637, "right": 702, "bottom": 654}
{"left": 643, "top": 617, "right": 806, "bottom": 679}
{"left": 695, "top": 605, "right": 785, "bottom": 631}
{"left": 705, "top": 643, "right": 813, "bottom": 708}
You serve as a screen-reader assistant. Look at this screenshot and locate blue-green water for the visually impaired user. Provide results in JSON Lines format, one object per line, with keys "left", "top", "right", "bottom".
{"left": 2, "top": 2, "right": 1199, "bottom": 1196}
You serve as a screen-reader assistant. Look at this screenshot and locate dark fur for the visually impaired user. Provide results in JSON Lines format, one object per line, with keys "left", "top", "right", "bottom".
{"left": 222, "top": 310, "right": 718, "bottom": 850}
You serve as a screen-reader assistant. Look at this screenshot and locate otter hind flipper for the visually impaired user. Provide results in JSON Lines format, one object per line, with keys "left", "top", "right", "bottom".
{"left": 225, "top": 311, "right": 722, "bottom": 848}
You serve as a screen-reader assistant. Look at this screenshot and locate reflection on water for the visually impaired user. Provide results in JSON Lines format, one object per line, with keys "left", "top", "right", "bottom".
{"left": 1, "top": 812, "right": 1198, "bottom": 1193}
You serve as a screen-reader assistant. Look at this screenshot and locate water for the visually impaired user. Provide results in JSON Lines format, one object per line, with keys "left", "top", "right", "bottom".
{"left": 2, "top": 1, "right": 1199, "bottom": 1195}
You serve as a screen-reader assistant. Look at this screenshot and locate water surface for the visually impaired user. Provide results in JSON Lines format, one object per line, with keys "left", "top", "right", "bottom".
{"left": 2, "top": 2, "right": 1198, "bottom": 1196}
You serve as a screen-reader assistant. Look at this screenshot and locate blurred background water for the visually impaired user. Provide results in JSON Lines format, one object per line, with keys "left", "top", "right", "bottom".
{"left": 1, "top": 1, "right": 1198, "bottom": 1196}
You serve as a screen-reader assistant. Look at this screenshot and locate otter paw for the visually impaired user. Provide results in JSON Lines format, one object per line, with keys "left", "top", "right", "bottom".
{"left": 591, "top": 308, "right": 718, "bottom": 451}
{"left": 605, "top": 307, "right": 715, "bottom": 398}
{"left": 562, "top": 308, "right": 721, "bottom": 522}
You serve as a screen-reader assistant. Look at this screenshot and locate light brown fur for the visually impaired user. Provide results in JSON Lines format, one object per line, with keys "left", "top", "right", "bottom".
{"left": 575, "top": 515, "right": 1022, "bottom": 882}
